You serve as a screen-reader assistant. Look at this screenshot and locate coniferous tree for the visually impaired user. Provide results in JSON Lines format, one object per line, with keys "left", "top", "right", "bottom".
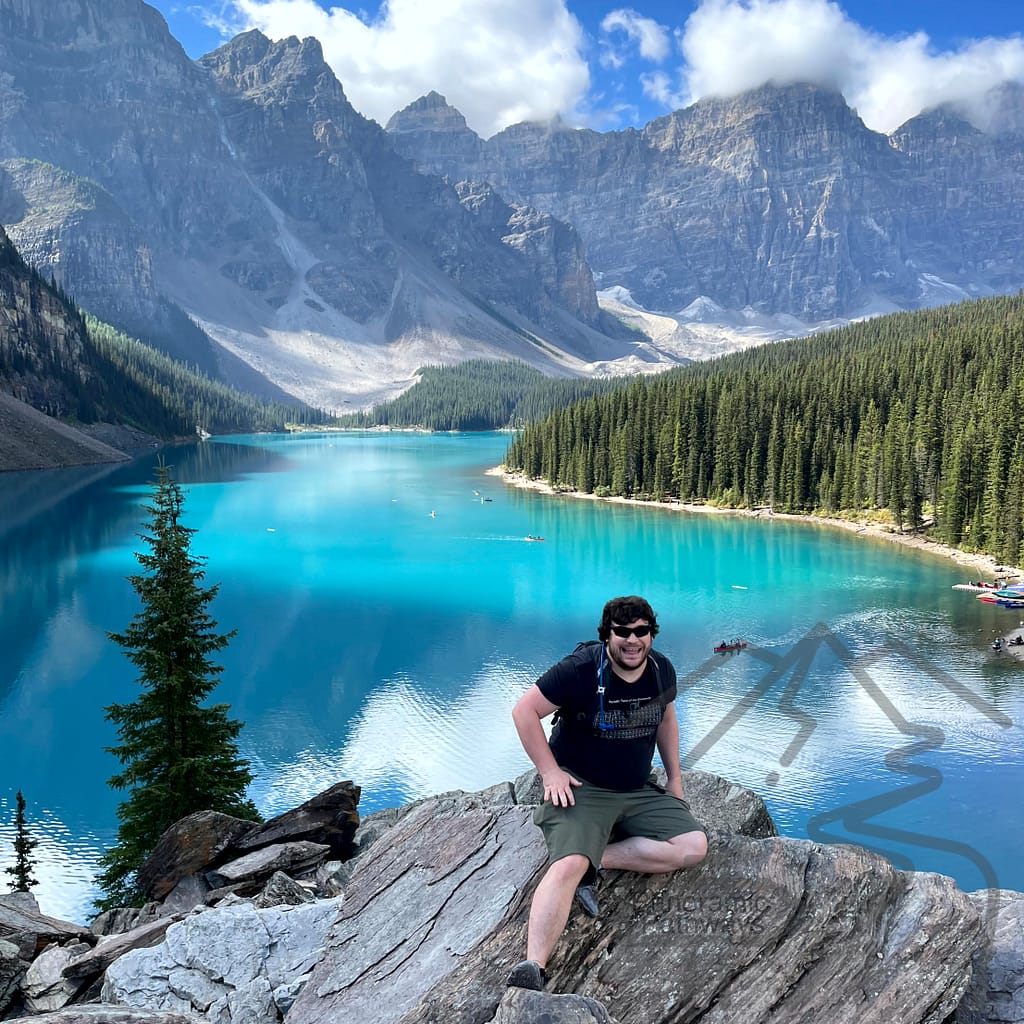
{"left": 96, "top": 464, "right": 260, "bottom": 910}
{"left": 5, "top": 790, "right": 39, "bottom": 892}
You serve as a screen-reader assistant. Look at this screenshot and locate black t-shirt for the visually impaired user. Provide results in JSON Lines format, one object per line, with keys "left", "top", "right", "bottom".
{"left": 536, "top": 643, "right": 677, "bottom": 791}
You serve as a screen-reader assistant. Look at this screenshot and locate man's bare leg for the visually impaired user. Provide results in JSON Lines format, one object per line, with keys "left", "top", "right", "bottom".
{"left": 525, "top": 853, "right": 590, "bottom": 967}
{"left": 600, "top": 830, "right": 707, "bottom": 873}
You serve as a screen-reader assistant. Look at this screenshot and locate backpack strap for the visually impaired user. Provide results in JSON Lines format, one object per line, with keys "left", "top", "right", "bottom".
{"left": 552, "top": 641, "right": 669, "bottom": 723}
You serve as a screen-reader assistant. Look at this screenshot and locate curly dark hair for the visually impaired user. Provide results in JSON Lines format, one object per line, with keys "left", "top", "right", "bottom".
{"left": 597, "top": 595, "right": 659, "bottom": 642}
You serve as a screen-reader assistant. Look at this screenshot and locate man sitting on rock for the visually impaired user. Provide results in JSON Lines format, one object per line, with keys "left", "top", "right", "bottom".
{"left": 507, "top": 595, "right": 708, "bottom": 991}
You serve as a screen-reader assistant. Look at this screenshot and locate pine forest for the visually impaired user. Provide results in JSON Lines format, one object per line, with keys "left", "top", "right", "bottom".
{"left": 504, "top": 294, "right": 1024, "bottom": 564}
{"left": 338, "top": 359, "right": 623, "bottom": 431}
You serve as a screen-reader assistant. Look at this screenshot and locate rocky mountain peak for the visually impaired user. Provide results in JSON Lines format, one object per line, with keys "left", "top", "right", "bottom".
{"left": 888, "top": 107, "right": 983, "bottom": 154}
{"left": 0, "top": 0, "right": 176, "bottom": 51}
{"left": 385, "top": 92, "right": 483, "bottom": 172}
{"left": 202, "top": 29, "right": 350, "bottom": 112}
{"left": 386, "top": 91, "right": 474, "bottom": 135}
{"left": 645, "top": 82, "right": 885, "bottom": 170}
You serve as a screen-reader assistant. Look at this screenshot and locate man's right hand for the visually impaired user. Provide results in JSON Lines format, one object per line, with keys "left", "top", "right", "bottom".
{"left": 541, "top": 768, "right": 582, "bottom": 807}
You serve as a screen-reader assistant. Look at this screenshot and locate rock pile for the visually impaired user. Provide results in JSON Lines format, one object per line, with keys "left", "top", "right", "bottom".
{"left": 2, "top": 771, "right": 1023, "bottom": 1023}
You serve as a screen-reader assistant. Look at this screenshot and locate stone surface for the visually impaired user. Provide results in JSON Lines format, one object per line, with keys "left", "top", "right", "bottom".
{"left": 162, "top": 875, "right": 212, "bottom": 916}
{"left": 0, "top": 893, "right": 94, "bottom": 957}
{"left": 137, "top": 811, "right": 260, "bottom": 902}
{"left": 22, "top": 940, "right": 91, "bottom": 1012}
{"left": 0, "top": 936, "right": 27, "bottom": 1015}
{"left": 285, "top": 802, "right": 545, "bottom": 1024}
{"left": 956, "top": 889, "right": 1024, "bottom": 1024}
{"left": 91, "top": 903, "right": 165, "bottom": 939}
{"left": 64, "top": 914, "right": 187, "bottom": 983}
{"left": 401, "top": 834, "right": 982, "bottom": 1024}
{"left": 493, "top": 987, "right": 621, "bottom": 1023}
{"left": 270, "top": 777, "right": 984, "bottom": 1024}
{"left": 253, "top": 871, "right": 315, "bottom": 910}
{"left": 232, "top": 782, "right": 360, "bottom": 860}
{"left": 205, "top": 842, "right": 332, "bottom": 890}
{"left": 26, "top": 1006, "right": 206, "bottom": 1023}
{"left": 3, "top": 774, "right": 1010, "bottom": 1024}
{"left": 101, "top": 898, "right": 341, "bottom": 1023}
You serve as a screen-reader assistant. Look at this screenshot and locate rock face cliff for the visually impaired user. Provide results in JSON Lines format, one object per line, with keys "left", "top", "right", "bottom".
{"left": 0, "top": 0, "right": 632, "bottom": 412}
{"left": 387, "top": 82, "right": 1024, "bottom": 321}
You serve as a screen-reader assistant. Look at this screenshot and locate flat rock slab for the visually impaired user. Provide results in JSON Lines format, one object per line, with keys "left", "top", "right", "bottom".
{"left": 296, "top": 811, "right": 983, "bottom": 1024}
{"left": 0, "top": 894, "right": 93, "bottom": 956}
{"left": 63, "top": 914, "right": 187, "bottom": 982}
{"left": 423, "top": 831, "right": 983, "bottom": 1024}
{"left": 285, "top": 801, "right": 546, "bottom": 1024}
{"left": 26, "top": 1006, "right": 206, "bottom": 1023}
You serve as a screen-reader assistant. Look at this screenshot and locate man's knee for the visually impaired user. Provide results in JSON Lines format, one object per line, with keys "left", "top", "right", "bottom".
{"left": 544, "top": 853, "right": 591, "bottom": 886}
{"left": 667, "top": 829, "right": 708, "bottom": 869}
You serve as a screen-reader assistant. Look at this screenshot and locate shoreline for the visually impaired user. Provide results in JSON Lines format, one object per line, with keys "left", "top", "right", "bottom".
{"left": 489, "top": 466, "right": 1023, "bottom": 583}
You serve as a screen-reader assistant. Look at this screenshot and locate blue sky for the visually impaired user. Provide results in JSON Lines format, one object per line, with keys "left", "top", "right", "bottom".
{"left": 146, "top": 0, "right": 1024, "bottom": 137}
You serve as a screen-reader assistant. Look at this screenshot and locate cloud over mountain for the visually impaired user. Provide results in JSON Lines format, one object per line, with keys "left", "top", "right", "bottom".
{"left": 677, "top": 0, "right": 1024, "bottom": 133}
{"left": 220, "top": 0, "right": 589, "bottom": 137}
{"left": 216, "top": 0, "right": 1024, "bottom": 136}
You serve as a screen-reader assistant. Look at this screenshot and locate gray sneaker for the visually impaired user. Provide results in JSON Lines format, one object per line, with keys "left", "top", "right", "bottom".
{"left": 575, "top": 882, "right": 599, "bottom": 917}
{"left": 507, "top": 959, "right": 547, "bottom": 990}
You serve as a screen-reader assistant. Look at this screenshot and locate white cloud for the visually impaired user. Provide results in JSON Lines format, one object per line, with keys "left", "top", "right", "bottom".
{"left": 677, "top": 0, "right": 1024, "bottom": 133}
{"left": 640, "top": 69, "right": 686, "bottom": 110}
{"left": 223, "top": 0, "right": 590, "bottom": 137}
{"left": 601, "top": 8, "right": 672, "bottom": 62}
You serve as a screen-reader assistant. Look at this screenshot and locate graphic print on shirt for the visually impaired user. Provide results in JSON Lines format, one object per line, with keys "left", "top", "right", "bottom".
{"left": 594, "top": 691, "right": 663, "bottom": 739}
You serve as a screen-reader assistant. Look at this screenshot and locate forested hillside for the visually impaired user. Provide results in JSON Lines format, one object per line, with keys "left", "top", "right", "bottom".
{"left": 85, "top": 319, "right": 327, "bottom": 437}
{"left": 505, "top": 294, "right": 1024, "bottom": 563}
{"left": 2, "top": 219, "right": 328, "bottom": 451}
{"left": 339, "top": 359, "right": 621, "bottom": 430}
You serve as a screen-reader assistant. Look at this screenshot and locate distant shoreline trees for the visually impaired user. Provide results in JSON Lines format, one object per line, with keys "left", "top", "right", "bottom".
{"left": 337, "top": 359, "right": 623, "bottom": 431}
{"left": 96, "top": 464, "right": 260, "bottom": 911}
{"left": 505, "top": 294, "right": 1024, "bottom": 565}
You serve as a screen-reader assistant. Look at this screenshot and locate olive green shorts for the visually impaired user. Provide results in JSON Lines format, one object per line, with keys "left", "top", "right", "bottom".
{"left": 533, "top": 778, "right": 706, "bottom": 882}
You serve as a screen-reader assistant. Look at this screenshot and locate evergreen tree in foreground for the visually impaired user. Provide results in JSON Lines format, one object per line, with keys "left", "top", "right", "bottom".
{"left": 5, "top": 790, "right": 39, "bottom": 892}
{"left": 96, "top": 464, "right": 260, "bottom": 911}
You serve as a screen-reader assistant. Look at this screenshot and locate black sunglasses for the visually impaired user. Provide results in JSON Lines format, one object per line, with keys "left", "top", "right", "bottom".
{"left": 610, "top": 624, "right": 652, "bottom": 638}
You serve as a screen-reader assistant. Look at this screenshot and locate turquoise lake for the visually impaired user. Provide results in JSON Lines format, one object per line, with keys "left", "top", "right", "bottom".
{"left": 2, "top": 430, "right": 1023, "bottom": 922}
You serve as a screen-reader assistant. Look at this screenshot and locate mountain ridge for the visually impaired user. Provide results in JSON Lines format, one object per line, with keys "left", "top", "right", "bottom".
{"left": 0, "top": 1, "right": 647, "bottom": 412}
{"left": 387, "top": 80, "right": 1024, "bottom": 322}
{"left": 2, "top": 0, "right": 1024, "bottom": 412}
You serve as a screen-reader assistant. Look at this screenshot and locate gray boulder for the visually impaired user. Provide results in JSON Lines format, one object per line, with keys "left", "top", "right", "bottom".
{"left": 137, "top": 812, "right": 260, "bottom": 903}
{"left": 957, "top": 889, "right": 1024, "bottom": 1024}
{"left": 64, "top": 914, "right": 188, "bottom": 985}
{"left": 284, "top": 797, "right": 982, "bottom": 1024}
{"left": 0, "top": 893, "right": 94, "bottom": 958}
{"left": 0, "top": 936, "right": 28, "bottom": 1015}
{"left": 205, "top": 842, "right": 332, "bottom": 891}
{"left": 101, "top": 898, "right": 342, "bottom": 1023}
{"left": 494, "top": 987, "right": 621, "bottom": 1022}
{"left": 253, "top": 872, "right": 315, "bottom": 910}
{"left": 231, "top": 782, "right": 360, "bottom": 860}
{"left": 15, "top": 772, "right": 1013, "bottom": 1024}
{"left": 21, "top": 940, "right": 91, "bottom": 1013}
